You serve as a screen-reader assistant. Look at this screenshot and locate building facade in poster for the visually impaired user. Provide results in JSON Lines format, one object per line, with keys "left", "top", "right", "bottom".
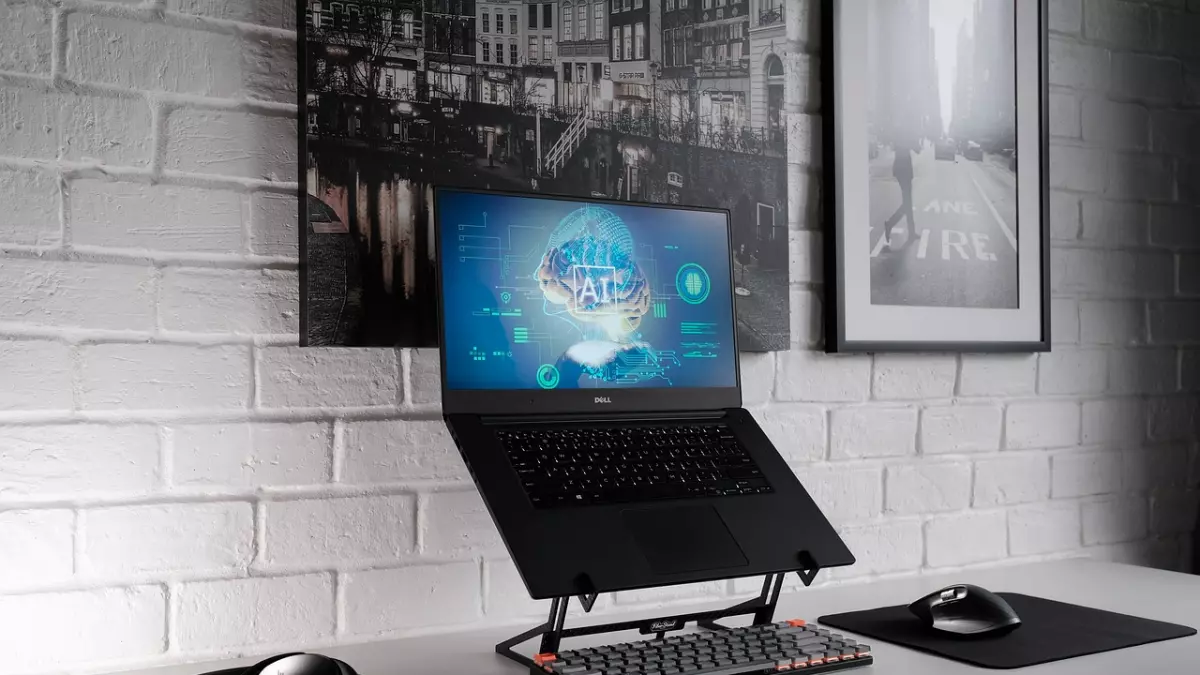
{"left": 302, "top": 0, "right": 792, "bottom": 350}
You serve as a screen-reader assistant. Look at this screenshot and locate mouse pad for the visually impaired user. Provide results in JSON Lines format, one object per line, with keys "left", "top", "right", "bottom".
{"left": 819, "top": 593, "right": 1195, "bottom": 669}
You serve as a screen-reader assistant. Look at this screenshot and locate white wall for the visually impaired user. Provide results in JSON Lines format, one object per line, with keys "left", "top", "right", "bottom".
{"left": 0, "top": 0, "right": 1198, "bottom": 673}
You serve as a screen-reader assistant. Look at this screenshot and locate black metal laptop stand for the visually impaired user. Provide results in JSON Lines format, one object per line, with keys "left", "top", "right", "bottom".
{"left": 497, "top": 564, "right": 821, "bottom": 673}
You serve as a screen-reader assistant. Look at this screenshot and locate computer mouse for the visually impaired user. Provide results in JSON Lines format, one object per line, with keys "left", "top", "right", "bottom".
{"left": 908, "top": 584, "right": 1022, "bottom": 637}
{"left": 199, "top": 653, "right": 358, "bottom": 675}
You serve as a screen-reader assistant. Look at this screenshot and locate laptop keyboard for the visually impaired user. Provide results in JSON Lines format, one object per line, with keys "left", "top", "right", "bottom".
{"left": 497, "top": 424, "right": 773, "bottom": 508}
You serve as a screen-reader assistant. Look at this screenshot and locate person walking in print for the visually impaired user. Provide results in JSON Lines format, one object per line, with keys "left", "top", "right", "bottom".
{"left": 883, "top": 137, "right": 917, "bottom": 247}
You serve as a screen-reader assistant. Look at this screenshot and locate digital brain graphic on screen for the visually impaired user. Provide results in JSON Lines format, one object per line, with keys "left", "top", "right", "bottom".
{"left": 440, "top": 192, "right": 737, "bottom": 391}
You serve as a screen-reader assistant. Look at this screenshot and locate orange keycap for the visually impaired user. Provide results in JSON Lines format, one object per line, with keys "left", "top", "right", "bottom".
{"left": 533, "top": 653, "right": 557, "bottom": 666}
{"left": 786, "top": 619, "right": 807, "bottom": 627}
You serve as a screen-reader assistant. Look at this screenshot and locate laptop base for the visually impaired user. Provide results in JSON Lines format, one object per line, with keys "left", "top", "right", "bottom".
{"left": 497, "top": 562, "right": 822, "bottom": 674}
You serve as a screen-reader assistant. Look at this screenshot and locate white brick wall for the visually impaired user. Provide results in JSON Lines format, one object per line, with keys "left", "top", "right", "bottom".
{"left": 0, "top": 0, "right": 1197, "bottom": 671}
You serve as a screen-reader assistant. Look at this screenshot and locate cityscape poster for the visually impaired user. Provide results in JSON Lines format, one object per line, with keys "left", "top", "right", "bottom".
{"left": 823, "top": 0, "right": 1049, "bottom": 351}
{"left": 299, "top": 0, "right": 796, "bottom": 351}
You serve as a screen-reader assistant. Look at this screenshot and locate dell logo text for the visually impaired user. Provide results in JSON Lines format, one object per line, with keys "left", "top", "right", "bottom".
{"left": 595, "top": 396, "right": 612, "bottom": 404}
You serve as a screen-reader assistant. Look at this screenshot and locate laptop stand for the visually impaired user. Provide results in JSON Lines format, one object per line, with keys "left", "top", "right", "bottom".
{"left": 497, "top": 555, "right": 822, "bottom": 673}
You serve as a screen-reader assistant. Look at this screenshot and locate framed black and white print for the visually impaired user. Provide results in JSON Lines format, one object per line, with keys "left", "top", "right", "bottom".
{"left": 821, "top": 0, "right": 1049, "bottom": 352}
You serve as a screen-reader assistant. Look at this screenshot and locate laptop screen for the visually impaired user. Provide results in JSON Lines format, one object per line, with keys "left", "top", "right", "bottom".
{"left": 437, "top": 189, "right": 738, "bottom": 392}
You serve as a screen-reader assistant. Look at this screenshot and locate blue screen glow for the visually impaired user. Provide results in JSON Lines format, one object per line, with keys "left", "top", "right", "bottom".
{"left": 438, "top": 190, "right": 739, "bottom": 391}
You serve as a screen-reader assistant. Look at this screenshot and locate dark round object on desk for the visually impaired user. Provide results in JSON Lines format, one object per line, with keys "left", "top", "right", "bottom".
{"left": 199, "top": 653, "right": 357, "bottom": 675}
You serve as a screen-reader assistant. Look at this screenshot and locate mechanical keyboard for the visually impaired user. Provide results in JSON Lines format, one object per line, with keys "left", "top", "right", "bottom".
{"left": 531, "top": 619, "right": 873, "bottom": 674}
{"left": 497, "top": 424, "right": 773, "bottom": 509}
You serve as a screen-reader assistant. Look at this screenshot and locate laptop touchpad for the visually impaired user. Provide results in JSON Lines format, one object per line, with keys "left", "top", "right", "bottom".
{"left": 622, "top": 505, "right": 749, "bottom": 575}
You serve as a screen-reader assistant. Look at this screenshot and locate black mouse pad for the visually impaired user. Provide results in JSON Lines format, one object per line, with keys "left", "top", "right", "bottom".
{"left": 819, "top": 593, "right": 1195, "bottom": 669}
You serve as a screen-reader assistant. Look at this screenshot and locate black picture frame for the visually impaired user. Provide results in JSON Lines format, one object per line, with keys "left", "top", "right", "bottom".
{"left": 821, "top": 0, "right": 1050, "bottom": 353}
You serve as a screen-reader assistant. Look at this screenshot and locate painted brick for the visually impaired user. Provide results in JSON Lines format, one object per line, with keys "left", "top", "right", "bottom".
{"left": 974, "top": 455, "right": 1051, "bottom": 506}
{"left": 1085, "top": 0, "right": 1153, "bottom": 48}
{"left": 172, "top": 422, "right": 331, "bottom": 487}
{"left": 1149, "top": 204, "right": 1200, "bottom": 249}
{"left": 168, "top": 0, "right": 297, "bottom": 29}
{"left": 257, "top": 347, "right": 400, "bottom": 409}
{"left": 1049, "top": 145, "right": 1107, "bottom": 192}
{"left": 343, "top": 562, "right": 481, "bottom": 633}
{"left": 926, "top": 511, "right": 1008, "bottom": 568}
{"left": 872, "top": 355, "right": 956, "bottom": 400}
{"left": 67, "top": 15, "right": 283, "bottom": 101}
{"left": 1123, "top": 444, "right": 1190, "bottom": 491}
{"left": 0, "top": 169, "right": 61, "bottom": 246}
{"left": 885, "top": 462, "right": 971, "bottom": 515}
{"left": 1050, "top": 190, "right": 1081, "bottom": 239}
{"left": 1053, "top": 450, "right": 1123, "bottom": 498}
{"left": 1156, "top": 8, "right": 1200, "bottom": 61}
{"left": 0, "top": 586, "right": 165, "bottom": 672}
{"left": 740, "top": 352, "right": 775, "bottom": 406}
{"left": 160, "top": 268, "right": 299, "bottom": 335}
{"left": 794, "top": 465, "right": 882, "bottom": 525}
{"left": 1148, "top": 397, "right": 1200, "bottom": 442}
{"left": 921, "top": 405, "right": 1003, "bottom": 455}
{"left": 1082, "top": 399, "right": 1146, "bottom": 445}
{"left": 1151, "top": 109, "right": 1200, "bottom": 158}
{"left": 789, "top": 230, "right": 822, "bottom": 283}
{"left": 1108, "top": 349, "right": 1179, "bottom": 395}
{"left": 0, "top": 86, "right": 56, "bottom": 160}
{"left": 1052, "top": 298, "right": 1081, "bottom": 344}
{"left": 0, "top": 424, "right": 159, "bottom": 498}
{"left": 341, "top": 420, "right": 463, "bottom": 483}
{"left": 70, "top": 180, "right": 243, "bottom": 253}
{"left": 177, "top": 574, "right": 334, "bottom": 651}
{"left": 1181, "top": 254, "right": 1200, "bottom": 296}
{"left": 614, "top": 580, "right": 726, "bottom": 606}
{"left": 790, "top": 288, "right": 821, "bottom": 347}
{"left": 833, "top": 519, "right": 923, "bottom": 577}
{"left": 79, "top": 343, "right": 251, "bottom": 410}
{"left": 263, "top": 495, "right": 414, "bottom": 566}
{"left": 776, "top": 351, "right": 871, "bottom": 402}
{"left": 959, "top": 354, "right": 1037, "bottom": 396}
{"left": 422, "top": 490, "right": 504, "bottom": 559}
{"left": 62, "top": 92, "right": 156, "bottom": 166}
{"left": 1082, "top": 100, "right": 1149, "bottom": 151}
{"left": 0, "top": 339, "right": 72, "bottom": 412}
{"left": 754, "top": 405, "right": 826, "bottom": 463}
{"left": 84, "top": 502, "right": 253, "bottom": 575}
{"left": 0, "top": 1, "right": 52, "bottom": 73}
{"left": 1006, "top": 401, "right": 1081, "bottom": 449}
{"left": 1049, "top": 0, "right": 1083, "bottom": 33}
{"left": 1150, "top": 301, "right": 1200, "bottom": 344}
{"left": 1185, "top": 350, "right": 1200, "bottom": 391}
{"left": 1107, "top": 152, "right": 1176, "bottom": 201}
{"left": 165, "top": 109, "right": 298, "bottom": 181}
{"left": 1150, "top": 489, "right": 1200, "bottom": 535}
{"left": 0, "top": 509, "right": 74, "bottom": 590}
{"left": 407, "top": 348, "right": 442, "bottom": 407}
{"left": 484, "top": 557, "right": 547, "bottom": 619}
{"left": 1079, "top": 300, "right": 1145, "bottom": 345}
{"left": 1053, "top": 249, "right": 1174, "bottom": 298}
{"left": 250, "top": 192, "right": 300, "bottom": 258}
{"left": 0, "top": 258, "right": 155, "bottom": 331}
{"left": 1080, "top": 200, "right": 1147, "bottom": 247}
{"left": 1009, "top": 502, "right": 1082, "bottom": 555}
{"left": 829, "top": 407, "right": 917, "bottom": 459}
{"left": 1112, "top": 53, "right": 1184, "bottom": 103}
{"left": 1049, "top": 92, "right": 1081, "bottom": 138}
{"left": 1083, "top": 495, "right": 1149, "bottom": 544}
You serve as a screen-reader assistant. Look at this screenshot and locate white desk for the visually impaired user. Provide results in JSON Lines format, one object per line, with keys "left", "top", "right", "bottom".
{"left": 112, "top": 560, "right": 1200, "bottom": 675}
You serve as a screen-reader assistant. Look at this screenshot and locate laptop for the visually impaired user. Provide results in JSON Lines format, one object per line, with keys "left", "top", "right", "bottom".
{"left": 435, "top": 187, "right": 853, "bottom": 599}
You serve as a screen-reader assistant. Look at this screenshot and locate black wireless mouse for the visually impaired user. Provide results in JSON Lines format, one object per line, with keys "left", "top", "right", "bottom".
{"left": 909, "top": 584, "right": 1022, "bottom": 637}
{"left": 199, "top": 653, "right": 357, "bottom": 675}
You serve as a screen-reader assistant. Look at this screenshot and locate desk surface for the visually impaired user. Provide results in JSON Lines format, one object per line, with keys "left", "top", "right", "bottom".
{"left": 112, "top": 559, "right": 1199, "bottom": 675}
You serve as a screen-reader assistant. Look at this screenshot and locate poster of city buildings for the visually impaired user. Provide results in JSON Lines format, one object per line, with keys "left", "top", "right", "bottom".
{"left": 824, "top": 0, "right": 1048, "bottom": 351}
{"left": 300, "top": 0, "right": 794, "bottom": 350}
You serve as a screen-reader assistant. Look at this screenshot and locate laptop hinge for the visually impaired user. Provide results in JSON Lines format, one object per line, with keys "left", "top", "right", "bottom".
{"left": 479, "top": 409, "right": 728, "bottom": 425}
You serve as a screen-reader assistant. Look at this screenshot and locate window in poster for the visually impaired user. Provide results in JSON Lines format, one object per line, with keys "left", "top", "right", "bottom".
{"left": 821, "top": 0, "right": 1049, "bottom": 351}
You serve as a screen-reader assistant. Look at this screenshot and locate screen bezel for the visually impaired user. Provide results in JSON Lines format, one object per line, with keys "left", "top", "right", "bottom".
{"left": 435, "top": 186, "right": 742, "bottom": 416}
